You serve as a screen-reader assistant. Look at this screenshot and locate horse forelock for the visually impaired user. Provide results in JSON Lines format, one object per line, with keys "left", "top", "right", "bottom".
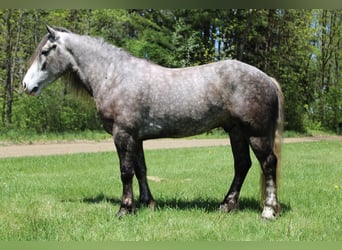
{"left": 28, "top": 27, "right": 72, "bottom": 67}
{"left": 28, "top": 34, "right": 49, "bottom": 66}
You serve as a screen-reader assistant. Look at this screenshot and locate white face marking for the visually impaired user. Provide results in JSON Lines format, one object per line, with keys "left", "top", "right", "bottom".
{"left": 22, "top": 60, "right": 51, "bottom": 95}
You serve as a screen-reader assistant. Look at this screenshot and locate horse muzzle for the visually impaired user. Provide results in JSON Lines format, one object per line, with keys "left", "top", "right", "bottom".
{"left": 23, "top": 82, "right": 40, "bottom": 96}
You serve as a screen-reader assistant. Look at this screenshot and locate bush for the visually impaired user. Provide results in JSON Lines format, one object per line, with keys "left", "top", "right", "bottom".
{"left": 10, "top": 82, "right": 102, "bottom": 133}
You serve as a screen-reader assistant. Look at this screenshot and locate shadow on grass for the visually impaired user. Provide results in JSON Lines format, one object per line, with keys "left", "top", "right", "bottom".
{"left": 82, "top": 193, "right": 121, "bottom": 204}
{"left": 154, "top": 197, "right": 291, "bottom": 215}
{"left": 67, "top": 193, "right": 291, "bottom": 215}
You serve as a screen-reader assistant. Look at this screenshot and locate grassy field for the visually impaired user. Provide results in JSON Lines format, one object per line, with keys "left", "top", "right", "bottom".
{"left": 0, "top": 140, "right": 341, "bottom": 240}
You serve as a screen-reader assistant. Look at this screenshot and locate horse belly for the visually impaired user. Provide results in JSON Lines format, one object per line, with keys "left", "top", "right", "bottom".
{"left": 138, "top": 75, "right": 231, "bottom": 139}
{"left": 138, "top": 108, "right": 228, "bottom": 139}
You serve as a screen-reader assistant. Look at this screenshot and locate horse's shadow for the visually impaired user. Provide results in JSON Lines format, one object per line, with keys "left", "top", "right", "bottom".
{"left": 70, "top": 193, "right": 291, "bottom": 215}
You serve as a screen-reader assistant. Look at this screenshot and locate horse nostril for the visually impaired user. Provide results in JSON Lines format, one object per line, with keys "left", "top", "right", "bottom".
{"left": 31, "top": 86, "right": 39, "bottom": 94}
{"left": 23, "top": 82, "right": 27, "bottom": 90}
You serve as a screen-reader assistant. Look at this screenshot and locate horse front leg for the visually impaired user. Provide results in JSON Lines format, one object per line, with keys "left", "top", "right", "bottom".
{"left": 114, "top": 129, "right": 137, "bottom": 217}
{"left": 135, "top": 141, "right": 155, "bottom": 209}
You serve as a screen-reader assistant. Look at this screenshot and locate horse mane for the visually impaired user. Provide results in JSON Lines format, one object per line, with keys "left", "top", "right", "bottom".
{"left": 60, "top": 32, "right": 134, "bottom": 99}
{"left": 62, "top": 69, "right": 93, "bottom": 101}
{"left": 54, "top": 27, "right": 94, "bottom": 99}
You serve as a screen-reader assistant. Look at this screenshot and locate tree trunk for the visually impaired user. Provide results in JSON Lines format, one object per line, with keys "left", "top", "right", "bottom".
{"left": 2, "top": 10, "right": 12, "bottom": 126}
{"left": 2, "top": 10, "right": 24, "bottom": 126}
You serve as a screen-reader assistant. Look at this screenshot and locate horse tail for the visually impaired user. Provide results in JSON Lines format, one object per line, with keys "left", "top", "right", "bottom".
{"left": 261, "top": 77, "right": 284, "bottom": 202}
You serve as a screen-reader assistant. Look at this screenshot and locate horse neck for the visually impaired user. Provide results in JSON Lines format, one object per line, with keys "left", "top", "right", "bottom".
{"left": 63, "top": 33, "right": 125, "bottom": 97}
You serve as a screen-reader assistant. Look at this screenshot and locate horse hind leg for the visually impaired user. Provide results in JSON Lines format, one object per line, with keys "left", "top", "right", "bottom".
{"left": 220, "top": 130, "right": 251, "bottom": 212}
{"left": 249, "top": 136, "right": 281, "bottom": 219}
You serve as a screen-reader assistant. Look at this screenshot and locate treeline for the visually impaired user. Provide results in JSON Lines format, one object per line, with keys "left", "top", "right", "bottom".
{"left": 1, "top": 9, "right": 342, "bottom": 133}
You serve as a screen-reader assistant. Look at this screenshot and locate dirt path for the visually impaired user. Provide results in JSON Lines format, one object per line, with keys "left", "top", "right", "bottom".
{"left": 0, "top": 136, "right": 341, "bottom": 159}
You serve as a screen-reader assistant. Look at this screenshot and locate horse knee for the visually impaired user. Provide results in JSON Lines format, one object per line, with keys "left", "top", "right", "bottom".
{"left": 120, "top": 168, "right": 134, "bottom": 183}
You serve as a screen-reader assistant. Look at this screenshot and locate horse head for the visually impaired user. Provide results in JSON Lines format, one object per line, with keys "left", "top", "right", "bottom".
{"left": 23, "top": 25, "right": 71, "bottom": 95}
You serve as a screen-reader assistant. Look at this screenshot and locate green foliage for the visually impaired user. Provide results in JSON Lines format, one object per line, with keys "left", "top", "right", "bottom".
{"left": 8, "top": 82, "right": 102, "bottom": 133}
{"left": 0, "top": 141, "right": 341, "bottom": 240}
{"left": 89, "top": 9, "right": 130, "bottom": 47}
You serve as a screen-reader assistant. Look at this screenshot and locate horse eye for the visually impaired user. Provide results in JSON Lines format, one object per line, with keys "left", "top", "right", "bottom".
{"left": 41, "top": 50, "right": 49, "bottom": 56}
{"left": 41, "top": 45, "right": 57, "bottom": 56}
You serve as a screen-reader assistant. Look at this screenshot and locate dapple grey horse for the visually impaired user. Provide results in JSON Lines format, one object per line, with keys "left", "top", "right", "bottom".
{"left": 23, "top": 26, "right": 284, "bottom": 219}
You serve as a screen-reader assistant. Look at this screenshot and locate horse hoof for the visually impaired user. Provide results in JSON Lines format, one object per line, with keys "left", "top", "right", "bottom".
{"left": 219, "top": 202, "right": 239, "bottom": 212}
{"left": 139, "top": 199, "right": 156, "bottom": 210}
{"left": 116, "top": 207, "right": 135, "bottom": 218}
{"left": 261, "top": 206, "right": 279, "bottom": 220}
{"left": 116, "top": 209, "right": 128, "bottom": 218}
{"left": 148, "top": 200, "right": 156, "bottom": 210}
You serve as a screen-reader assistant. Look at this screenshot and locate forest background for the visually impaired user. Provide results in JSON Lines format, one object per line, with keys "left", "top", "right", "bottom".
{"left": 1, "top": 9, "right": 342, "bottom": 135}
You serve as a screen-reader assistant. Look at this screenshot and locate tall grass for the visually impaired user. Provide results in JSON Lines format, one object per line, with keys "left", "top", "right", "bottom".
{"left": 0, "top": 141, "right": 341, "bottom": 240}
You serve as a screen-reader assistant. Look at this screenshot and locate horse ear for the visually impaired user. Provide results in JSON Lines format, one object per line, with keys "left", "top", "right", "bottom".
{"left": 46, "top": 24, "right": 57, "bottom": 39}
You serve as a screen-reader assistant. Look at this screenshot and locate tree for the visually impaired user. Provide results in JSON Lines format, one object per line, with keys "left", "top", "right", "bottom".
{"left": 312, "top": 10, "right": 342, "bottom": 130}
{"left": 1, "top": 9, "right": 25, "bottom": 127}
{"left": 216, "top": 9, "right": 314, "bottom": 131}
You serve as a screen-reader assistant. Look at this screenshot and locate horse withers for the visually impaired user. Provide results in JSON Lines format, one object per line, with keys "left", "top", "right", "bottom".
{"left": 23, "top": 25, "right": 284, "bottom": 219}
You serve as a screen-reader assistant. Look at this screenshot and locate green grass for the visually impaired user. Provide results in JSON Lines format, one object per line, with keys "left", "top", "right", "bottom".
{"left": 0, "top": 129, "right": 110, "bottom": 145}
{"left": 0, "top": 141, "right": 341, "bottom": 240}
